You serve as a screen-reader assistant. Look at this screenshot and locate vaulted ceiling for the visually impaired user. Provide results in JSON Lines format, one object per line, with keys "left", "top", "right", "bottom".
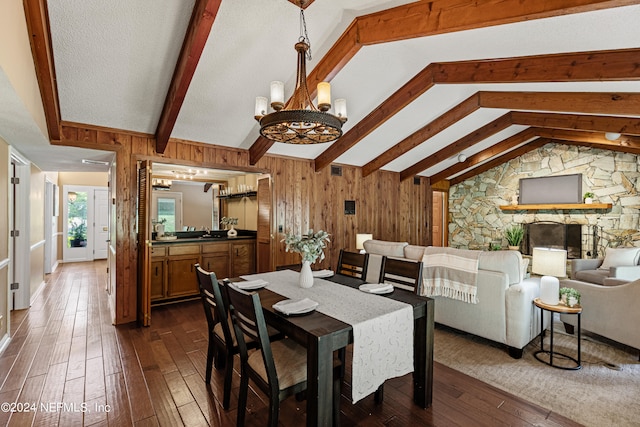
{"left": 13, "top": 0, "right": 640, "bottom": 183}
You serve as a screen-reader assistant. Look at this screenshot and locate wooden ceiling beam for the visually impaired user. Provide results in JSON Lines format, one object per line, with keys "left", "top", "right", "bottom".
{"left": 511, "top": 111, "right": 640, "bottom": 135}
{"left": 251, "top": 0, "right": 631, "bottom": 166}
{"left": 155, "top": 0, "right": 222, "bottom": 154}
{"left": 425, "top": 121, "right": 640, "bottom": 185}
{"left": 479, "top": 91, "right": 640, "bottom": 116}
{"left": 399, "top": 113, "right": 513, "bottom": 181}
{"left": 449, "top": 138, "right": 550, "bottom": 186}
{"left": 356, "top": 0, "right": 635, "bottom": 45}
{"left": 428, "top": 128, "right": 537, "bottom": 184}
{"left": 361, "top": 93, "right": 481, "bottom": 177}
{"left": 23, "top": 0, "right": 61, "bottom": 141}
{"left": 432, "top": 48, "right": 640, "bottom": 83}
{"left": 355, "top": 49, "right": 640, "bottom": 177}
{"left": 558, "top": 139, "right": 640, "bottom": 155}
{"left": 533, "top": 128, "right": 640, "bottom": 147}
{"left": 314, "top": 64, "right": 437, "bottom": 172}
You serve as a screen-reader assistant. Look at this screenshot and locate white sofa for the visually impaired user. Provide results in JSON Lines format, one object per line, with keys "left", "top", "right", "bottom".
{"left": 363, "top": 240, "right": 544, "bottom": 358}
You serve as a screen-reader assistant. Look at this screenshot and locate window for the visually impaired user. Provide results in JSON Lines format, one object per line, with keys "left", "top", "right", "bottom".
{"left": 152, "top": 191, "right": 182, "bottom": 232}
{"left": 67, "top": 191, "right": 88, "bottom": 247}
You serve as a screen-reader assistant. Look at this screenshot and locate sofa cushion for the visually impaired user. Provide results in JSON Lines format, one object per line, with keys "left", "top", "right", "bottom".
{"left": 599, "top": 247, "right": 640, "bottom": 270}
{"left": 404, "top": 245, "right": 426, "bottom": 261}
{"left": 363, "top": 240, "right": 408, "bottom": 257}
{"left": 575, "top": 269, "right": 609, "bottom": 285}
{"left": 478, "top": 250, "right": 525, "bottom": 286}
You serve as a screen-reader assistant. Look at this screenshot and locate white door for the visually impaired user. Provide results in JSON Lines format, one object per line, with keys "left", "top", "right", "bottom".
{"left": 63, "top": 185, "right": 93, "bottom": 262}
{"left": 94, "top": 189, "right": 109, "bottom": 259}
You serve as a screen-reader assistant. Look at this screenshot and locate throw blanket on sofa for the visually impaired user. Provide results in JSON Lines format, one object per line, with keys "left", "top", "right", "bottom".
{"left": 421, "top": 246, "right": 480, "bottom": 304}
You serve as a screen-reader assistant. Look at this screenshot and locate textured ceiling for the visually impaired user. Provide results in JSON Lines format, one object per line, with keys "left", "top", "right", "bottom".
{"left": 4, "top": 1, "right": 640, "bottom": 176}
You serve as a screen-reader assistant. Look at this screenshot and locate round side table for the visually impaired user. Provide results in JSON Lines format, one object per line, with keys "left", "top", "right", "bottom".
{"left": 533, "top": 298, "right": 582, "bottom": 370}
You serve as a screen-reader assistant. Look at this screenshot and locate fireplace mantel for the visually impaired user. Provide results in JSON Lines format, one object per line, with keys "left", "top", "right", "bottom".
{"left": 500, "top": 203, "right": 612, "bottom": 211}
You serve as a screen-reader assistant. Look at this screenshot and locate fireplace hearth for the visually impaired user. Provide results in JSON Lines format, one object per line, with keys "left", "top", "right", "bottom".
{"left": 523, "top": 222, "right": 582, "bottom": 259}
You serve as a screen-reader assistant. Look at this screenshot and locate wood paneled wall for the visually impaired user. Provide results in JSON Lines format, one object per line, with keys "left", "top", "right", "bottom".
{"left": 59, "top": 123, "right": 432, "bottom": 324}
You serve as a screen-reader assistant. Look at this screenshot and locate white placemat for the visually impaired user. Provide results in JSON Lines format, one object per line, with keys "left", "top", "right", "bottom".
{"left": 241, "top": 270, "right": 414, "bottom": 403}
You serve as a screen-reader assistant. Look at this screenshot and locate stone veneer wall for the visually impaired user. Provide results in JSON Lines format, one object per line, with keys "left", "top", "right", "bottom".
{"left": 449, "top": 143, "right": 639, "bottom": 258}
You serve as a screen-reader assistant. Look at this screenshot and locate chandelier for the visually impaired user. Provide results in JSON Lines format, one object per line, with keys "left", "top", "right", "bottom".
{"left": 254, "top": 3, "right": 347, "bottom": 144}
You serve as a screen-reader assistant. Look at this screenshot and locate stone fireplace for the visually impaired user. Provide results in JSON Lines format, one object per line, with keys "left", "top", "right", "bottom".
{"left": 523, "top": 222, "right": 582, "bottom": 259}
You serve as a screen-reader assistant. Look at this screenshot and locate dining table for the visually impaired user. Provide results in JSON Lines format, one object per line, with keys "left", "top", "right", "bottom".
{"left": 236, "top": 269, "right": 434, "bottom": 427}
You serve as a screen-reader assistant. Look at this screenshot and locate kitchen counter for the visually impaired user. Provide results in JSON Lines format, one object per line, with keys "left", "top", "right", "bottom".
{"left": 152, "top": 235, "right": 255, "bottom": 245}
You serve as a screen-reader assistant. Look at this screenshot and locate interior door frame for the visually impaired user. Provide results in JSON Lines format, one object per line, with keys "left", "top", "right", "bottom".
{"left": 44, "top": 180, "right": 53, "bottom": 273}
{"left": 9, "top": 148, "right": 30, "bottom": 310}
{"left": 94, "top": 188, "right": 109, "bottom": 259}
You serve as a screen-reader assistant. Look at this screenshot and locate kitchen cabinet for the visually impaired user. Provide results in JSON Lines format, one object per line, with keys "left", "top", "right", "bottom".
{"left": 201, "top": 241, "right": 230, "bottom": 280}
{"left": 167, "top": 255, "right": 200, "bottom": 297}
{"left": 231, "top": 241, "right": 256, "bottom": 277}
{"left": 150, "top": 239, "right": 255, "bottom": 304}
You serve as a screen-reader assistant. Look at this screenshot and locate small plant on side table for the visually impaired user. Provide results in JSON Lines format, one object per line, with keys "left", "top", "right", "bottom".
{"left": 559, "top": 287, "right": 581, "bottom": 307}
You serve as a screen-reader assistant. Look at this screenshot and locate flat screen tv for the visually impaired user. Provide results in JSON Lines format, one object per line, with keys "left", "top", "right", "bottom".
{"left": 519, "top": 174, "right": 582, "bottom": 204}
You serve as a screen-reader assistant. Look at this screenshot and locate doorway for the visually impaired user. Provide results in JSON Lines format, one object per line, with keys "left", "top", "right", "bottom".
{"left": 63, "top": 185, "right": 108, "bottom": 262}
{"left": 432, "top": 190, "right": 448, "bottom": 247}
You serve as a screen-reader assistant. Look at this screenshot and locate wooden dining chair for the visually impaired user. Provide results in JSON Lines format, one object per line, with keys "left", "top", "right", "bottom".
{"left": 379, "top": 257, "right": 424, "bottom": 293}
{"left": 195, "top": 264, "right": 242, "bottom": 410}
{"left": 226, "top": 284, "right": 342, "bottom": 427}
{"left": 336, "top": 249, "right": 369, "bottom": 280}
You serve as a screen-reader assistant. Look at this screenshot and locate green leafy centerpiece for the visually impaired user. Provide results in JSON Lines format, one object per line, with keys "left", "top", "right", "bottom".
{"left": 283, "top": 229, "right": 330, "bottom": 288}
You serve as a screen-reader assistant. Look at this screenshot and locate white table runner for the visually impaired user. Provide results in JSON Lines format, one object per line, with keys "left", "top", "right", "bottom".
{"left": 241, "top": 270, "right": 414, "bottom": 403}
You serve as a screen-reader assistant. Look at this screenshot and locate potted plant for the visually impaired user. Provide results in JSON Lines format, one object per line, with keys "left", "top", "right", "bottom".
{"left": 220, "top": 217, "right": 239, "bottom": 237}
{"left": 283, "top": 229, "right": 330, "bottom": 288}
{"left": 559, "top": 287, "right": 581, "bottom": 307}
{"left": 69, "top": 220, "right": 87, "bottom": 247}
{"left": 505, "top": 224, "right": 524, "bottom": 251}
{"left": 583, "top": 192, "right": 595, "bottom": 204}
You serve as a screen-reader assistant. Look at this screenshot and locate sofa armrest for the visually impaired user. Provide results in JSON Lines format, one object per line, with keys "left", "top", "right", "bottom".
{"left": 570, "top": 259, "right": 603, "bottom": 279}
{"left": 505, "top": 278, "right": 546, "bottom": 349}
{"left": 610, "top": 265, "right": 640, "bottom": 282}
{"left": 559, "top": 279, "right": 640, "bottom": 350}
{"left": 603, "top": 277, "right": 630, "bottom": 287}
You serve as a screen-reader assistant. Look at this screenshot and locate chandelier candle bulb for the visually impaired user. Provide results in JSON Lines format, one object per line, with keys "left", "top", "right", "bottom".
{"left": 270, "top": 81, "right": 284, "bottom": 110}
{"left": 317, "top": 82, "right": 331, "bottom": 111}
{"left": 254, "top": 96, "right": 268, "bottom": 119}
{"left": 334, "top": 98, "right": 347, "bottom": 122}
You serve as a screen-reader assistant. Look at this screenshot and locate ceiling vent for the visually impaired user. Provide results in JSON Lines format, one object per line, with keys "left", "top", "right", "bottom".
{"left": 414, "top": 177, "right": 421, "bottom": 185}
{"left": 82, "top": 159, "right": 110, "bottom": 166}
{"left": 330, "top": 165, "right": 342, "bottom": 176}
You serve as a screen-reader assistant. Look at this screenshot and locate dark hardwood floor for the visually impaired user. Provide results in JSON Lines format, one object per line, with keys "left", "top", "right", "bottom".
{"left": 0, "top": 261, "right": 582, "bottom": 426}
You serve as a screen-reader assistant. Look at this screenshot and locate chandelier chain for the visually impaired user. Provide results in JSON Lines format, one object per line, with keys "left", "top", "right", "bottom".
{"left": 299, "top": 9, "right": 311, "bottom": 61}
